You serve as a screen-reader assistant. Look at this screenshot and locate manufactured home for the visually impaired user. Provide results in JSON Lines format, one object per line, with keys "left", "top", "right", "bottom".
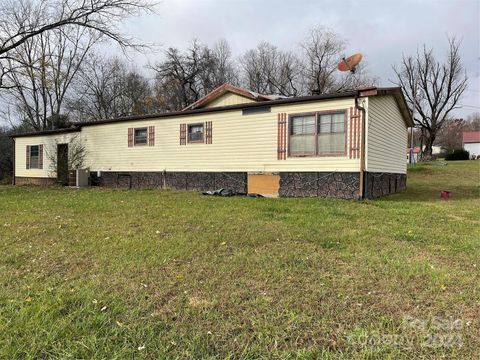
{"left": 11, "top": 84, "right": 412, "bottom": 199}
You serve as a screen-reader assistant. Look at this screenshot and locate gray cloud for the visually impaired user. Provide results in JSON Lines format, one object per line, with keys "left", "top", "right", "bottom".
{"left": 125, "top": 0, "right": 479, "bottom": 117}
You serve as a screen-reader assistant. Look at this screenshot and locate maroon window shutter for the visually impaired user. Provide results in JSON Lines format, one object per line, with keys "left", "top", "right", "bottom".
{"left": 148, "top": 126, "right": 155, "bottom": 146}
{"left": 349, "top": 107, "right": 361, "bottom": 159}
{"left": 128, "top": 128, "right": 134, "bottom": 147}
{"left": 26, "top": 145, "right": 30, "bottom": 169}
{"left": 277, "top": 113, "right": 287, "bottom": 160}
{"left": 205, "top": 121, "right": 212, "bottom": 144}
{"left": 283, "top": 113, "right": 287, "bottom": 159}
{"left": 180, "top": 123, "right": 186, "bottom": 145}
{"left": 38, "top": 144, "right": 43, "bottom": 169}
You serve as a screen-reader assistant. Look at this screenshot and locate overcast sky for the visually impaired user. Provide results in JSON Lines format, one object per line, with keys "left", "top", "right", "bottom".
{"left": 120, "top": 0, "right": 479, "bottom": 118}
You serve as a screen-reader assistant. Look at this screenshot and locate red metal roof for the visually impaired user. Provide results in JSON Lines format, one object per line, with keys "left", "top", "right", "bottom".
{"left": 463, "top": 132, "right": 480, "bottom": 144}
{"left": 407, "top": 147, "right": 422, "bottom": 154}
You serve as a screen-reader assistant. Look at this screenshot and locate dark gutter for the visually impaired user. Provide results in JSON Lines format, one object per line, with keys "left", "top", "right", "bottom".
{"left": 10, "top": 91, "right": 355, "bottom": 137}
{"left": 76, "top": 91, "right": 358, "bottom": 127}
{"left": 10, "top": 126, "right": 81, "bottom": 138}
{"left": 354, "top": 92, "right": 367, "bottom": 199}
{"left": 12, "top": 138, "right": 15, "bottom": 185}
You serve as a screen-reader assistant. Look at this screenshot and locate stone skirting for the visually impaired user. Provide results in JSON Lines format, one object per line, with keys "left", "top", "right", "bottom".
{"left": 15, "top": 171, "right": 407, "bottom": 199}
{"left": 14, "top": 177, "right": 57, "bottom": 186}
{"left": 279, "top": 172, "right": 406, "bottom": 199}
{"left": 364, "top": 172, "right": 407, "bottom": 199}
{"left": 279, "top": 172, "right": 360, "bottom": 199}
{"left": 91, "top": 171, "right": 248, "bottom": 193}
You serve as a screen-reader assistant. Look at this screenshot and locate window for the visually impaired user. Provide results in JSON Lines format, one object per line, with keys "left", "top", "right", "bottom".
{"left": 318, "top": 113, "right": 345, "bottom": 154}
{"left": 188, "top": 123, "right": 204, "bottom": 143}
{"left": 29, "top": 145, "right": 39, "bottom": 168}
{"left": 290, "top": 115, "right": 316, "bottom": 155}
{"left": 289, "top": 111, "right": 346, "bottom": 156}
{"left": 134, "top": 127, "right": 148, "bottom": 145}
{"left": 242, "top": 106, "right": 271, "bottom": 115}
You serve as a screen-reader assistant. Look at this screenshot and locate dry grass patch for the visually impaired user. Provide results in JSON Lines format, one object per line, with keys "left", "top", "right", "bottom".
{"left": 0, "top": 161, "right": 478, "bottom": 358}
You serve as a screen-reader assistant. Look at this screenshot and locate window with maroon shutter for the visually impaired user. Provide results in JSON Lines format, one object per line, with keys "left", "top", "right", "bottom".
{"left": 26, "top": 145, "right": 30, "bottom": 169}
{"left": 180, "top": 123, "right": 186, "bottom": 145}
{"left": 128, "top": 128, "right": 134, "bottom": 147}
{"left": 148, "top": 126, "right": 155, "bottom": 146}
{"left": 287, "top": 110, "right": 347, "bottom": 157}
{"left": 187, "top": 123, "right": 204, "bottom": 143}
{"left": 205, "top": 121, "right": 212, "bottom": 144}
{"left": 38, "top": 144, "right": 43, "bottom": 169}
{"left": 349, "top": 107, "right": 361, "bottom": 159}
{"left": 134, "top": 128, "right": 148, "bottom": 145}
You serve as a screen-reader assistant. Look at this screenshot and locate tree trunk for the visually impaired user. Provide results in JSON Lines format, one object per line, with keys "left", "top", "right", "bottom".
{"left": 423, "top": 130, "right": 435, "bottom": 157}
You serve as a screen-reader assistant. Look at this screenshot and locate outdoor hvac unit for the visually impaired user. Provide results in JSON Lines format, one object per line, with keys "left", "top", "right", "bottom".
{"left": 68, "top": 169, "right": 90, "bottom": 187}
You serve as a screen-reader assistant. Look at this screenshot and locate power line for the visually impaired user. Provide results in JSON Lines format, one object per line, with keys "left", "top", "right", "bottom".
{"left": 459, "top": 104, "right": 480, "bottom": 109}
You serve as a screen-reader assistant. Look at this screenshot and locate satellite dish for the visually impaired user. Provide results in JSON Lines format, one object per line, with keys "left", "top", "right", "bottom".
{"left": 337, "top": 53, "right": 363, "bottom": 73}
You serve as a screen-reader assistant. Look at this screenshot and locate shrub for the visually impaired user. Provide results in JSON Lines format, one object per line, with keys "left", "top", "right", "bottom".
{"left": 445, "top": 149, "right": 470, "bottom": 161}
{"left": 0, "top": 176, "right": 12, "bottom": 185}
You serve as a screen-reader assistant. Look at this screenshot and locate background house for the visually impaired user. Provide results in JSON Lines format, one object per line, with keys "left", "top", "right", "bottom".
{"left": 463, "top": 132, "right": 480, "bottom": 158}
{"left": 407, "top": 147, "right": 421, "bottom": 163}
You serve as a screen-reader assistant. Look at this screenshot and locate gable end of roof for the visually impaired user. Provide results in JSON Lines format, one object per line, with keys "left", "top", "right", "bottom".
{"left": 182, "top": 84, "right": 272, "bottom": 111}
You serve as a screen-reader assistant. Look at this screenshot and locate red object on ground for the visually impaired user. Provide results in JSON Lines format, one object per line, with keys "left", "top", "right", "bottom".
{"left": 440, "top": 191, "right": 451, "bottom": 199}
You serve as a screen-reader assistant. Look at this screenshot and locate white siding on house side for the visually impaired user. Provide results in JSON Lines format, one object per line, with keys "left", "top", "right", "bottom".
{"left": 15, "top": 132, "right": 79, "bottom": 178}
{"left": 464, "top": 143, "right": 480, "bottom": 157}
{"left": 366, "top": 95, "right": 408, "bottom": 174}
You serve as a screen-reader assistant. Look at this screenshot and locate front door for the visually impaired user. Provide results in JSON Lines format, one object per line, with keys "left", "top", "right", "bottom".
{"left": 57, "top": 144, "right": 68, "bottom": 185}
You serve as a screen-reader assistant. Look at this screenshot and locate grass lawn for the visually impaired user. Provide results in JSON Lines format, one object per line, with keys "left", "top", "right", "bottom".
{"left": 0, "top": 161, "right": 479, "bottom": 359}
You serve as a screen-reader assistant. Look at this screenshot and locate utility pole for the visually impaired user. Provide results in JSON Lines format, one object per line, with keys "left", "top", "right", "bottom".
{"left": 409, "top": 80, "right": 416, "bottom": 165}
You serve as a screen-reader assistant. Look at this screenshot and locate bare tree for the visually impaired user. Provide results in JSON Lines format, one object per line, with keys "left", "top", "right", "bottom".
{"left": 152, "top": 42, "right": 203, "bottom": 111}
{"left": 69, "top": 54, "right": 152, "bottom": 121}
{"left": 0, "top": 126, "right": 13, "bottom": 182}
{"left": 300, "top": 27, "right": 344, "bottom": 94}
{"left": 300, "top": 26, "right": 376, "bottom": 94}
{"left": 152, "top": 40, "right": 237, "bottom": 111}
{"left": 2, "top": 26, "right": 99, "bottom": 130}
{"left": 0, "top": 0, "right": 155, "bottom": 89}
{"left": 240, "top": 42, "right": 302, "bottom": 96}
{"left": 436, "top": 118, "right": 465, "bottom": 151}
{"left": 210, "top": 39, "right": 238, "bottom": 86}
{"left": 239, "top": 28, "right": 374, "bottom": 98}
{"left": 393, "top": 38, "right": 468, "bottom": 156}
{"left": 464, "top": 112, "right": 480, "bottom": 131}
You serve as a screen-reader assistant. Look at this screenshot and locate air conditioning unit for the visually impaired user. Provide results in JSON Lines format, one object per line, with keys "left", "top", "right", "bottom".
{"left": 68, "top": 169, "right": 90, "bottom": 187}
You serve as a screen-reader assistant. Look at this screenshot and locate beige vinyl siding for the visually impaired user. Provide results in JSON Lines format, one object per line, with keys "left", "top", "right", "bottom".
{"left": 203, "top": 92, "right": 255, "bottom": 108}
{"left": 366, "top": 95, "right": 408, "bottom": 174}
{"left": 14, "top": 97, "right": 363, "bottom": 178}
{"left": 15, "top": 132, "right": 80, "bottom": 178}
{"left": 83, "top": 98, "right": 359, "bottom": 173}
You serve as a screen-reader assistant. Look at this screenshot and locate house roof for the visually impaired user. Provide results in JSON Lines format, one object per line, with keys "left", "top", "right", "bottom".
{"left": 463, "top": 132, "right": 480, "bottom": 144}
{"left": 11, "top": 86, "right": 413, "bottom": 138}
{"left": 407, "top": 147, "right": 422, "bottom": 154}
{"left": 182, "top": 83, "right": 284, "bottom": 111}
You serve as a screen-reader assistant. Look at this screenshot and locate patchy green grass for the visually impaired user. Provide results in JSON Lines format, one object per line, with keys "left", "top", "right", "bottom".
{"left": 0, "top": 161, "right": 479, "bottom": 359}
